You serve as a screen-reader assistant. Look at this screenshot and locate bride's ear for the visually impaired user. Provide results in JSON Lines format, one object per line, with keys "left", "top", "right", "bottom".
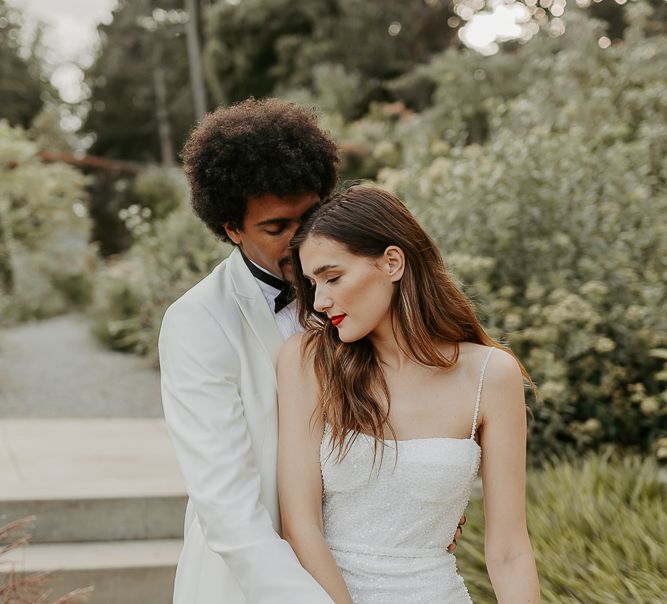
{"left": 383, "top": 246, "right": 405, "bottom": 283}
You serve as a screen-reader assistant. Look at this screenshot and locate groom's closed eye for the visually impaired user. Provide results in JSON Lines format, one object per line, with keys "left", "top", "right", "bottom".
{"left": 265, "top": 227, "right": 286, "bottom": 236}
{"left": 255, "top": 218, "right": 292, "bottom": 236}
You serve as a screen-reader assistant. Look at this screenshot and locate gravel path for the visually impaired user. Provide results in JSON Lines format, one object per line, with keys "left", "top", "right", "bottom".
{"left": 0, "top": 315, "right": 162, "bottom": 418}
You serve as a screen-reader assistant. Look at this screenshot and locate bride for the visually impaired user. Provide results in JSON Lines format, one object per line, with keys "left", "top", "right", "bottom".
{"left": 276, "top": 185, "right": 540, "bottom": 603}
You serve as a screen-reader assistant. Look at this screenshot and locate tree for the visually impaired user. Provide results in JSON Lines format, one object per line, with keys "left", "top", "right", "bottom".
{"left": 203, "top": 0, "right": 667, "bottom": 115}
{"left": 0, "top": 0, "right": 53, "bottom": 128}
{"left": 203, "top": 0, "right": 457, "bottom": 113}
{"left": 184, "top": 0, "right": 208, "bottom": 120}
{"left": 82, "top": 0, "right": 196, "bottom": 162}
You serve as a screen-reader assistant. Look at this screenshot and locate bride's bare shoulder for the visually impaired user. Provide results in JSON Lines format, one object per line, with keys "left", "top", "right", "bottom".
{"left": 457, "top": 342, "right": 518, "bottom": 370}
{"left": 451, "top": 342, "right": 524, "bottom": 393}
{"left": 278, "top": 332, "right": 317, "bottom": 378}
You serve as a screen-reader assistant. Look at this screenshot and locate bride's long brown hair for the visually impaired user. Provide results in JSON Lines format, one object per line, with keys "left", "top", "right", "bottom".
{"left": 290, "top": 185, "right": 532, "bottom": 461}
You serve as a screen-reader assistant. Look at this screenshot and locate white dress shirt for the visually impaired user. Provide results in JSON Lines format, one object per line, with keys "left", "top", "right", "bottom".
{"left": 247, "top": 259, "right": 302, "bottom": 341}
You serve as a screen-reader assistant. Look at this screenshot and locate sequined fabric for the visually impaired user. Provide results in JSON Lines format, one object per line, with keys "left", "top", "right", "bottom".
{"left": 320, "top": 347, "right": 494, "bottom": 603}
{"left": 321, "top": 431, "right": 479, "bottom": 603}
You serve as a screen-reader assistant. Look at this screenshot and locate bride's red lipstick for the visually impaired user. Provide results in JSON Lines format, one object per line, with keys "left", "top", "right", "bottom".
{"left": 330, "top": 314, "right": 346, "bottom": 327}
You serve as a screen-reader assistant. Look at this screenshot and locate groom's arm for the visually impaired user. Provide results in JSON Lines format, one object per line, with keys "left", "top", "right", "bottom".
{"left": 159, "top": 300, "right": 334, "bottom": 604}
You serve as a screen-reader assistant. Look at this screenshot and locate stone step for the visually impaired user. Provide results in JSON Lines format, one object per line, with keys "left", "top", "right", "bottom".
{"left": 1, "top": 493, "right": 186, "bottom": 543}
{"left": 1, "top": 539, "right": 181, "bottom": 604}
{"left": 0, "top": 418, "right": 187, "bottom": 542}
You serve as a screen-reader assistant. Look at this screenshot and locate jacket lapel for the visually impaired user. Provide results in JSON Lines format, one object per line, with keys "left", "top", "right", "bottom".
{"left": 227, "top": 248, "right": 284, "bottom": 379}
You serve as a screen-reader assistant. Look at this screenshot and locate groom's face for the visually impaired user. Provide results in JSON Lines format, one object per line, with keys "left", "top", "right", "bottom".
{"left": 224, "top": 192, "right": 319, "bottom": 282}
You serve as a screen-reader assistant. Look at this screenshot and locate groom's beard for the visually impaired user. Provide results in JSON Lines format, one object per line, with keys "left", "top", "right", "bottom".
{"left": 278, "top": 256, "right": 294, "bottom": 284}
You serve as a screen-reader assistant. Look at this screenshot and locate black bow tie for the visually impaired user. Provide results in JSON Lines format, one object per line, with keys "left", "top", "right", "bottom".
{"left": 273, "top": 283, "right": 295, "bottom": 313}
{"left": 240, "top": 252, "right": 295, "bottom": 313}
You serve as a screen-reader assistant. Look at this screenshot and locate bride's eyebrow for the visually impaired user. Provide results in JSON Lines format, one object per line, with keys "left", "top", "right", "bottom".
{"left": 303, "top": 264, "right": 339, "bottom": 280}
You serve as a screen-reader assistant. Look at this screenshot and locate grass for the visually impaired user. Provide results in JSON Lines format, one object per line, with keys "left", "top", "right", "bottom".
{"left": 456, "top": 453, "right": 666, "bottom": 603}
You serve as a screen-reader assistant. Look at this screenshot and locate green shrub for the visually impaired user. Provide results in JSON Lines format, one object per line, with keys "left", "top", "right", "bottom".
{"left": 457, "top": 454, "right": 667, "bottom": 603}
{"left": 0, "top": 120, "right": 95, "bottom": 324}
{"left": 127, "top": 166, "right": 188, "bottom": 223}
{"left": 376, "top": 10, "right": 667, "bottom": 462}
{"left": 89, "top": 203, "right": 228, "bottom": 361}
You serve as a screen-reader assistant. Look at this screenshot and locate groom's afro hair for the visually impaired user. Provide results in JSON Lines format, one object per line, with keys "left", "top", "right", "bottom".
{"left": 181, "top": 98, "right": 340, "bottom": 242}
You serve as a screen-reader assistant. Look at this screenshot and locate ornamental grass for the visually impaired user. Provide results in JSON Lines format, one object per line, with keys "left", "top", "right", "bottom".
{"left": 457, "top": 453, "right": 666, "bottom": 603}
{"left": 0, "top": 517, "right": 92, "bottom": 604}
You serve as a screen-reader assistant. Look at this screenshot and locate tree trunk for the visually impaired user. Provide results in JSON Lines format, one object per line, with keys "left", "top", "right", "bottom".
{"left": 0, "top": 201, "right": 15, "bottom": 294}
{"left": 152, "top": 41, "right": 175, "bottom": 167}
{"left": 184, "top": 0, "right": 209, "bottom": 120}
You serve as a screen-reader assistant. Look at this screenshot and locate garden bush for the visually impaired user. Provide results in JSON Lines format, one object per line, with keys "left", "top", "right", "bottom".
{"left": 0, "top": 121, "right": 95, "bottom": 324}
{"left": 456, "top": 453, "right": 667, "bottom": 603}
{"left": 124, "top": 165, "right": 188, "bottom": 227}
{"left": 89, "top": 202, "right": 228, "bottom": 361}
{"left": 375, "top": 9, "right": 667, "bottom": 462}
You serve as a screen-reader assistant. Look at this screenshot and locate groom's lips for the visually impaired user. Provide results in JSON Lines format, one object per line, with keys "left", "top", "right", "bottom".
{"left": 330, "top": 314, "right": 346, "bottom": 327}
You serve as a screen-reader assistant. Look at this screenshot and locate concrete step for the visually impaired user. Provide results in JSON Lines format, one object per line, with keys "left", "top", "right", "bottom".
{"left": 0, "top": 419, "right": 187, "bottom": 543}
{"left": 1, "top": 539, "right": 181, "bottom": 604}
{"left": 1, "top": 493, "right": 186, "bottom": 543}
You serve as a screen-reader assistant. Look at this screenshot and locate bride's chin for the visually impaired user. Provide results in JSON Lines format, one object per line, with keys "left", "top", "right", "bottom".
{"left": 337, "top": 326, "right": 365, "bottom": 344}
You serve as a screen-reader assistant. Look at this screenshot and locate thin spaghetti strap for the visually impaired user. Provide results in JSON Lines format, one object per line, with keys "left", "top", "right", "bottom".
{"left": 470, "top": 347, "right": 494, "bottom": 439}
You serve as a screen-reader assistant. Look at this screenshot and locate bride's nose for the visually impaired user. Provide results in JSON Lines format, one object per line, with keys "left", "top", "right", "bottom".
{"left": 313, "top": 287, "right": 332, "bottom": 313}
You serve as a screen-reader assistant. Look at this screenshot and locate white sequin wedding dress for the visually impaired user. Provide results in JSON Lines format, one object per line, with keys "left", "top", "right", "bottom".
{"left": 320, "top": 348, "right": 493, "bottom": 603}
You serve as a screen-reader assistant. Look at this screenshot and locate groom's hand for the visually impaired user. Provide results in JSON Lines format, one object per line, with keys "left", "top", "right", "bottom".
{"left": 446, "top": 515, "right": 466, "bottom": 553}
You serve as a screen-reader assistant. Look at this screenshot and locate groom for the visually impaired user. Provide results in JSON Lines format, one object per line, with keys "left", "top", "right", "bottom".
{"left": 159, "top": 98, "right": 338, "bottom": 604}
{"left": 159, "top": 98, "right": 463, "bottom": 604}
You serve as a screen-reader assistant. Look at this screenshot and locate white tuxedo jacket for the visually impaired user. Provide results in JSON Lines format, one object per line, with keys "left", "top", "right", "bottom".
{"left": 159, "top": 247, "right": 333, "bottom": 604}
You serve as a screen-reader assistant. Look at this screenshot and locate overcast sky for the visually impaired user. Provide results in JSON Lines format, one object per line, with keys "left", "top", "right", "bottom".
{"left": 13, "top": 0, "right": 117, "bottom": 101}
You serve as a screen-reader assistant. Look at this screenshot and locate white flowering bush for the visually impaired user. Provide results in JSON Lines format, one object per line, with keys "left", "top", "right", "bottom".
{"left": 375, "top": 9, "right": 667, "bottom": 461}
{"left": 0, "top": 121, "right": 94, "bottom": 323}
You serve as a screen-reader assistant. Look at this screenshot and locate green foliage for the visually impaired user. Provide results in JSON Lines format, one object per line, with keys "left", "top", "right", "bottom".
{"left": 0, "top": 1, "right": 53, "bottom": 129}
{"left": 457, "top": 454, "right": 667, "bottom": 603}
{"left": 29, "top": 105, "right": 79, "bottom": 153}
{"left": 130, "top": 166, "right": 187, "bottom": 221}
{"left": 89, "top": 202, "right": 227, "bottom": 361}
{"left": 375, "top": 10, "right": 667, "bottom": 461}
{"left": 0, "top": 121, "right": 94, "bottom": 324}
{"left": 281, "top": 63, "right": 366, "bottom": 123}
{"left": 204, "top": 0, "right": 456, "bottom": 109}
{"left": 88, "top": 166, "right": 188, "bottom": 257}
{"left": 83, "top": 0, "right": 194, "bottom": 162}
{"left": 114, "top": 166, "right": 188, "bottom": 245}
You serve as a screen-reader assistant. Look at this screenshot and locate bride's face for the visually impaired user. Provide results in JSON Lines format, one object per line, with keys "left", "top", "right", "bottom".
{"left": 299, "top": 235, "right": 404, "bottom": 343}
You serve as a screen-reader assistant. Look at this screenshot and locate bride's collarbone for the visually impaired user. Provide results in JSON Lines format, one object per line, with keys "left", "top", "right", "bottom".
{"left": 379, "top": 396, "right": 477, "bottom": 442}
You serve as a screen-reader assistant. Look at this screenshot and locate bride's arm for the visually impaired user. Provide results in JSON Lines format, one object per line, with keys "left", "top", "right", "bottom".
{"left": 277, "top": 333, "right": 354, "bottom": 604}
{"left": 478, "top": 349, "right": 541, "bottom": 604}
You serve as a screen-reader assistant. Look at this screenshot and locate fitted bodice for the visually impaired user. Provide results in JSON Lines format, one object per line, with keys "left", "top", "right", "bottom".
{"left": 321, "top": 431, "right": 481, "bottom": 557}
{"left": 319, "top": 347, "right": 494, "bottom": 603}
{"left": 320, "top": 431, "right": 481, "bottom": 603}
